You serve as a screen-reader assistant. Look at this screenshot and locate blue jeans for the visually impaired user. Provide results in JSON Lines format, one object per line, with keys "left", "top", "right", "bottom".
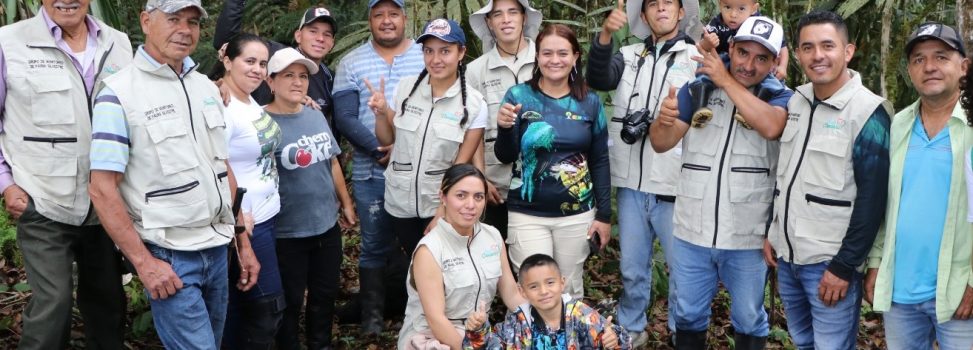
{"left": 884, "top": 299, "right": 973, "bottom": 350}
{"left": 777, "top": 260, "right": 861, "bottom": 350}
{"left": 353, "top": 177, "right": 395, "bottom": 268}
{"left": 145, "top": 243, "right": 229, "bottom": 349}
{"left": 224, "top": 218, "right": 285, "bottom": 348}
{"left": 616, "top": 188, "right": 676, "bottom": 333}
{"left": 670, "top": 237, "right": 768, "bottom": 336}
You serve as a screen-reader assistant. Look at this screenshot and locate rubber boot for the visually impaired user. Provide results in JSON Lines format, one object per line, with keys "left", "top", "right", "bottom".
{"left": 674, "top": 329, "right": 708, "bottom": 350}
{"left": 359, "top": 267, "right": 386, "bottom": 335}
{"left": 733, "top": 333, "right": 767, "bottom": 350}
{"left": 688, "top": 78, "right": 716, "bottom": 128}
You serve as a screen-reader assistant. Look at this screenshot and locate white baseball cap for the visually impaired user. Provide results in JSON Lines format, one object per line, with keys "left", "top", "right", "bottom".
{"left": 268, "top": 48, "right": 319, "bottom": 75}
{"left": 732, "top": 16, "right": 784, "bottom": 57}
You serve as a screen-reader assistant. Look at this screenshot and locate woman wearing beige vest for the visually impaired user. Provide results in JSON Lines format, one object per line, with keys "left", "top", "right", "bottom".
{"left": 369, "top": 18, "right": 488, "bottom": 257}
{"left": 397, "top": 164, "right": 523, "bottom": 349}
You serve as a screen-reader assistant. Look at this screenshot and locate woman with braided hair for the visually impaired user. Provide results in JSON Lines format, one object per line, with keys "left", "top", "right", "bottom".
{"left": 370, "top": 18, "right": 489, "bottom": 257}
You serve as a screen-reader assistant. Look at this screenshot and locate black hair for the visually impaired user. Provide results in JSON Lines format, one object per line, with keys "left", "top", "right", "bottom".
{"left": 796, "top": 10, "right": 849, "bottom": 44}
{"left": 399, "top": 43, "right": 470, "bottom": 126}
{"left": 440, "top": 163, "right": 487, "bottom": 195}
{"left": 962, "top": 65, "right": 971, "bottom": 126}
{"left": 642, "top": 0, "right": 682, "bottom": 12}
{"left": 518, "top": 253, "right": 561, "bottom": 277}
{"left": 207, "top": 33, "right": 270, "bottom": 81}
{"left": 528, "top": 24, "right": 589, "bottom": 101}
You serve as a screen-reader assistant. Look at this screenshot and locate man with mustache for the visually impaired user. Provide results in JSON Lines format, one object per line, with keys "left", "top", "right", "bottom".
{"left": 0, "top": 0, "right": 131, "bottom": 348}
{"left": 649, "top": 16, "right": 792, "bottom": 349}
{"left": 764, "top": 10, "right": 891, "bottom": 350}
{"left": 585, "top": 0, "right": 699, "bottom": 346}
{"left": 87, "top": 0, "right": 259, "bottom": 348}
{"left": 331, "top": 0, "right": 425, "bottom": 336}
{"left": 865, "top": 22, "right": 973, "bottom": 350}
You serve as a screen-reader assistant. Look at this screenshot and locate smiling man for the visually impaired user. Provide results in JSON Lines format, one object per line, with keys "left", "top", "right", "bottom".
{"left": 764, "top": 11, "right": 891, "bottom": 350}
{"left": 649, "top": 16, "right": 793, "bottom": 350}
{"left": 0, "top": 0, "right": 132, "bottom": 348}
{"left": 865, "top": 22, "right": 973, "bottom": 350}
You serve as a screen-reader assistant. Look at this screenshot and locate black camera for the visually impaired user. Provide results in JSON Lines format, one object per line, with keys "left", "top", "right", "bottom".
{"left": 620, "top": 108, "right": 654, "bottom": 144}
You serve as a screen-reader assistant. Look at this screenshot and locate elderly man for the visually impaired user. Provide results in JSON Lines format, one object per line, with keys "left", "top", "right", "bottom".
{"left": 585, "top": 0, "right": 700, "bottom": 345}
{"left": 649, "top": 16, "right": 793, "bottom": 350}
{"left": 87, "top": 0, "right": 259, "bottom": 348}
{"left": 0, "top": 0, "right": 131, "bottom": 348}
{"left": 331, "top": 0, "right": 425, "bottom": 335}
{"left": 865, "top": 22, "right": 973, "bottom": 350}
{"left": 765, "top": 10, "right": 891, "bottom": 350}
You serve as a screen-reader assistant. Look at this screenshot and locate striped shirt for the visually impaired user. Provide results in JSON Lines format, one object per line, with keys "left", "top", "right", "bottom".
{"left": 90, "top": 47, "right": 196, "bottom": 172}
{"left": 333, "top": 40, "right": 424, "bottom": 181}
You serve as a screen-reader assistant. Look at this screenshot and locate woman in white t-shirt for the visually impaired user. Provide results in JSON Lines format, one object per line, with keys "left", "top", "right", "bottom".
{"left": 210, "top": 33, "right": 284, "bottom": 349}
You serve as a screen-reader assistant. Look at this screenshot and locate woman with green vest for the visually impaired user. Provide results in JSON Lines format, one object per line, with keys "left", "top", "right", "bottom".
{"left": 369, "top": 18, "right": 488, "bottom": 256}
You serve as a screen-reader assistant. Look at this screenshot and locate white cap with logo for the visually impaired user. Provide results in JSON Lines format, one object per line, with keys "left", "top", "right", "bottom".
{"left": 732, "top": 16, "right": 784, "bottom": 57}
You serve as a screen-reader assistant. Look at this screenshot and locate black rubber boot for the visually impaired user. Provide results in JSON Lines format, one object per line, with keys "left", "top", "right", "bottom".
{"left": 359, "top": 267, "right": 386, "bottom": 335}
{"left": 674, "top": 329, "right": 708, "bottom": 350}
{"left": 688, "top": 79, "right": 716, "bottom": 128}
{"left": 733, "top": 333, "right": 768, "bottom": 350}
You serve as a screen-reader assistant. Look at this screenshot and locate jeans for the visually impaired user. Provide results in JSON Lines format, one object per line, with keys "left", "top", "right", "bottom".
{"left": 275, "top": 225, "right": 342, "bottom": 349}
{"left": 16, "top": 199, "right": 125, "bottom": 350}
{"left": 670, "top": 237, "right": 768, "bottom": 336}
{"left": 145, "top": 243, "right": 229, "bottom": 349}
{"left": 776, "top": 260, "right": 861, "bottom": 350}
{"left": 224, "top": 218, "right": 284, "bottom": 349}
{"left": 884, "top": 299, "right": 973, "bottom": 350}
{"left": 616, "top": 188, "right": 676, "bottom": 334}
{"left": 353, "top": 177, "right": 395, "bottom": 269}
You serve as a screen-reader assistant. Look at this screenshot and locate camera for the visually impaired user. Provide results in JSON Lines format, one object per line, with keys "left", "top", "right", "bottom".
{"left": 620, "top": 108, "right": 654, "bottom": 144}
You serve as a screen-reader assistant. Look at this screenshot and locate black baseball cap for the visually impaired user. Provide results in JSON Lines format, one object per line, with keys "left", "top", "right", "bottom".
{"left": 905, "top": 22, "right": 966, "bottom": 57}
{"left": 299, "top": 7, "right": 338, "bottom": 33}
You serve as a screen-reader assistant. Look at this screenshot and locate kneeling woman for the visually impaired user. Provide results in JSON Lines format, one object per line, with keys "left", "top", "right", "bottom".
{"left": 264, "top": 48, "right": 357, "bottom": 349}
{"left": 369, "top": 18, "right": 488, "bottom": 255}
{"left": 397, "top": 164, "right": 523, "bottom": 349}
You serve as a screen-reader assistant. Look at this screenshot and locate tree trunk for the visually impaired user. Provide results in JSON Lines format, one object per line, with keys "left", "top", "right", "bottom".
{"left": 959, "top": 0, "right": 973, "bottom": 56}
{"left": 880, "top": 0, "right": 895, "bottom": 98}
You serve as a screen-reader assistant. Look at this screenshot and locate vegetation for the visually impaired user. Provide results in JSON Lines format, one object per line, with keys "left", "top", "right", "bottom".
{"left": 0, "top": 0, "right": 970, "bottom": 348}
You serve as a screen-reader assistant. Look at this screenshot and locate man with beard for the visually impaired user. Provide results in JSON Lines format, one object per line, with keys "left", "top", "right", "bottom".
{"left": 331, "top": 0, "right": 425, "bottom": 336}
{"left": 764, "top": 10, "right": 890, "bottom": 350}
{"left": 586, "top": 0, "right": 700, "bottom": 346}
{"left": 465, "top": 0, "right": 543, "bottom": 239}
{"left": 0, "top": 0, "right": 131, "bottom": 348}
{"left": 649, "top": 16, "right": 793, "bottom": 350}
{"left": 865, "top": 22, "right": 973, "bottom": 350}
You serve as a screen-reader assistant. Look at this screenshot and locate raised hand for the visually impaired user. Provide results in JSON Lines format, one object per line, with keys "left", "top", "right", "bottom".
{"left": 601, "top": 315, "right": 619, "bottom": 349}
{"left": 465, "top": 301, "right": 488, "bottom": 331}
{"left": 599, "top": 0, "right": 627, "bottom": 45}
{"left": 497, "top": 103, "right": 522, "bottom": 129}
{"left": 364, "top": 77, "right": 389, "bottom": 118}
{"left": 699, "top": 28, "right": 719, "bottom": 52}
{"left": 656, "top": 86, "right": 680, "bottom": 127}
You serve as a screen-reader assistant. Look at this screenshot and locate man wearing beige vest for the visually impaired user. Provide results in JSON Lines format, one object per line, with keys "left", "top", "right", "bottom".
{"left": 764, "top": 11, "right": 891, "bottom": 350}
{"left": 0, "top": 0, "right": 132, "bottom": 348}
{"left": 87, "top": 0, "right": 259, "bottom": 347}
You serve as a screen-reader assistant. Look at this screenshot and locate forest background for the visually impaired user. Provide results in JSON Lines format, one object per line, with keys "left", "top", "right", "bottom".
{"left": 0, "top": 0, "right": 972, "bottom": 348}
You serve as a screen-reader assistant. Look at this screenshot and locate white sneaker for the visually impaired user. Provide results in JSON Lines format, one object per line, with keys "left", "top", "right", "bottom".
{"left": 628, "top": 330, "right": 650, "bottom": 349}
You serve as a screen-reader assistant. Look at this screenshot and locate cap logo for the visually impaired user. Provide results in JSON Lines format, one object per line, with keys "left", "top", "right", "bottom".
{"left": 314, "top": 8, "right": 330, "bottom": 17}
{"left": 917, "top": 24, "right": 938, "bottom": 36}
{"left": 426, "top": 19, "right": 451, "bottom": 36}
{"left": 751, "top": 20, "right": 773, "bottom": 39}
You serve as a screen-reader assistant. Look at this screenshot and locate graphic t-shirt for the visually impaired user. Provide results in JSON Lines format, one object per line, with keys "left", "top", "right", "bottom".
{"left": 494, "top": 84, "right": 611, "bottom": 223}
{"left": 269, "top": 106, "right": 341, "bottom": 239}
{"left": 225, "top": 96, "right": 281, "bottom": 224}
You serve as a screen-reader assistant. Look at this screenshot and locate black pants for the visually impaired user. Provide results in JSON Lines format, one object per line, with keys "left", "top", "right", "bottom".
{"left": 16, "top": 199, "right": 125, "bottom": 350}
{"left": 275, "top": 225, "right": 342, "bottom": 350}
{"left": 391, "top": 216, "right": 433, "bottom": 257}
{"left": 483, "top": 202, "right": 509, "bottom": 240}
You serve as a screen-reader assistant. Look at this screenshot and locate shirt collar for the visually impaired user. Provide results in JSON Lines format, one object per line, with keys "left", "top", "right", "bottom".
{"left": 136, "top": 45, "right": 197, "bottom": 77}
{"left": 40, "top": 7, "right": 101, "bottom": 43}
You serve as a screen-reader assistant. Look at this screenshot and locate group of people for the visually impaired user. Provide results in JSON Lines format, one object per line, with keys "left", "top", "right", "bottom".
{"left": 0, "top": 0, "right": 971, "bottom": 349}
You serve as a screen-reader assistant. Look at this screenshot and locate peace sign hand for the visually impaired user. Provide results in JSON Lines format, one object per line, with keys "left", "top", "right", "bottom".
{"left": 364, "top": 77, "right": 389, "bottom": 118}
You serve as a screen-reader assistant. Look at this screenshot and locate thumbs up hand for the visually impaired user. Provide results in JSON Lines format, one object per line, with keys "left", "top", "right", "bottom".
{"left": 601, "top": 315, "right": 620, "bottom": 350}
{"left": 656, "top": 86, "right": 680, "bottom": 127}
{"left": 465, "top": 301, "right": 489, "bottom": 331}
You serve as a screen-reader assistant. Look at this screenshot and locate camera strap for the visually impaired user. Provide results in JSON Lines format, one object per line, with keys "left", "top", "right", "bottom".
{"left": 622, "top": 47, "right": 653, "bottom": 117}
{"left": 645, "top": 54, "right": 678, "bottom": 121}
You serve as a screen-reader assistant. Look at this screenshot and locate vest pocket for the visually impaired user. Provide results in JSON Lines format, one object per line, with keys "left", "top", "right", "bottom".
{"left": 777, "top": 120, "right": 800, "bottom": 176}
{"left": 796, "top": 194, "right": 853, "bottom": 243}
{"left": 141, "top": 180, "right": 211, "bottom": 229}
{"left": 203, "top": 108, "right": 228, "bottom": 160}
{"left": 674, "top": 179, "right": 705, "bottom": 233}
{"left": 146, "top": 118, "right": 200, "bottom": 175}
{"left": 29, "top": 75, "right": 75, "bottom": 125}
{"left": 419, "top": 175, "right": 445, "bottom": 217}
{"left": 18, "top": 156, "right": 77, "bottom": 206}
{"left": 803, "top": 137, "right": 849, "bottom": 191}
{"left": 607, "top": 117, "right": 631, "bottom": 182}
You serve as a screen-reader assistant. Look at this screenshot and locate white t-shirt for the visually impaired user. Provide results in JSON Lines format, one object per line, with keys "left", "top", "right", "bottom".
{"left": 225, "top": 96, "right": 282, "bottom": 224}
{"left": 966, "top": 148, "right": 973, "bottom": 222}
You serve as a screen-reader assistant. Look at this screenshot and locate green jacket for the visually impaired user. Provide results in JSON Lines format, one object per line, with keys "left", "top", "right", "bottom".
{"left": 868, "top": 99, "right": 973, "bottom": 323}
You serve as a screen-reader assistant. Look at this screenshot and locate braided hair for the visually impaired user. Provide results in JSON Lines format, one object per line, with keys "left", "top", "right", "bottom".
{"left": 398, "top": 47, "right": 470, "bottom": 127}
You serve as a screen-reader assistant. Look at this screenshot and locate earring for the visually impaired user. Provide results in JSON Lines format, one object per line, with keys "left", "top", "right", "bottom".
{"left": 570, "top": 66, "right": 578, "bottom": 82}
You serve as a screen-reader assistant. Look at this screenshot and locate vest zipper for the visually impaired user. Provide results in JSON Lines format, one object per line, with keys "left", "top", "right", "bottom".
{"left": 782, "top": 103, "right": 818, "bottom": 262}
{"left": 805, "top": 193, "right": 852, "bottom": 207}
{"left": 414, "top": 97, "right": 436, "bottom": 218}
{"left": 23, "top": 136, "right": 78, "bottom": 145}
{"left": 145, "top": 180, "right": 199, "bottom": 203}
{"left": 85, "top": 44, "right": 115, "bottom": 119}
{"left": 466, "top": 227, "right": 483, "bottom": 316}
{"left": 712, "top": 107, "right": 737, "bottom": 247}
{"left": 636, "top": 56, "right": 661, "bottom": 191}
